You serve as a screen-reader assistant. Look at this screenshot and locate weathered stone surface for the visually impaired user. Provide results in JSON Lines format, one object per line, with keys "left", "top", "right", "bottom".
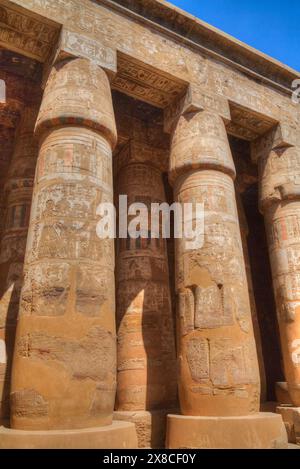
{"left": 0, "top": 420, "right": 138, "bottom": 449}
{"left": 166, "top": 413, "right": 288, "bottom": 449}
{"left": 170, "top": 110, "right": 260, "bottom": 417}
{"left": 236, "top": 192, "right": 267, "bottom": 402}
{"left": 276, "top": 406, "right": 300, "bottom": 445}
{"left": 257, "top": 135, "right": 300, "bottom": 407}
{"left": 115, "top": 139, "right": 177, "bottom": 414}
{"left": 0, "top": 104, "right": 39, "bottom": 421}
{"left": 114, "top": 409, "right": 177, "bottom": 449}
{"left": 55, "top": 28, "right": 117, "bottom": 77}
{"left": 1, "top": 0, "right": 299, "bottom": 450}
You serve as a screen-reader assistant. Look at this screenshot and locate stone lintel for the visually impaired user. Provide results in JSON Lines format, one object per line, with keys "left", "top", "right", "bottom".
{"left": 42, "top": 28, "right": 117, "bottom": 87}
{"left": 164, "top": 84, "right": 231, "bottom": 134}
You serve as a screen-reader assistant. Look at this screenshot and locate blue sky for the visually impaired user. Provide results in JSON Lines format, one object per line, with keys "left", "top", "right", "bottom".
{"left": 170, "top": 0, "right": 300, "bottom": 71}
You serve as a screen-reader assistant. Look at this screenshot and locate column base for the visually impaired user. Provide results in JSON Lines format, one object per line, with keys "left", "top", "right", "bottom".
{"left": 166, "top": 413, "right": 288, "bottom": 449}
{"left": 114, "top": 409, "right": 178, "bottom": 449}
{"left": 276, "top": 406, "right": 300, "bottom": 445}
{"left": 0, "top": 421, "right": 138, "bottom": 449}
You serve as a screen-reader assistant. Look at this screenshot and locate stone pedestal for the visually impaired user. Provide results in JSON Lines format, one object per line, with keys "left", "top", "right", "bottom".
{"left": 0, "top": 421, "right": 137, "bottom": 449}
{"left": 114, "top": 409, "right": 177, "bottom": 449}
{"left": 165, "top": 107, "right": 280, "bottom": 449}
{"left": 236, "top": 193, "right": 267, "bottom": 402}
{"left": 166, "top": 413, "right": 288, "bottom": 449}
{"left": 276, "top": 406, "right": 300, "bottom": 445}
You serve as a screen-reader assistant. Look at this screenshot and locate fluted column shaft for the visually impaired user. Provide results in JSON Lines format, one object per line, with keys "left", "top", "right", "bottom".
{"left": 0, "top": 106, "right": 39, "bottom": 420}
{"left": 170, "top": 110, "right": 260, "bottom": 416}
{"left": 10, "top": 58, "right": 118, "bottom": 430}
{"left": 259, "top": 144, "right": 300, "bottom": 406}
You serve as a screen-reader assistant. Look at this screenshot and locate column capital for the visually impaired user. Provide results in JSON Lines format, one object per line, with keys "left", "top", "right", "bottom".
{"left": 169, "top": 108, "right": 235, "bottom": 186}
{"left": 164, "top": 83, "right": 231, "bottom": 134}
{"left": 43, "top": 28, "right": 117, "bottom": 87}
{"left": 36, "top": 56, "right": 117, "bottom": 147}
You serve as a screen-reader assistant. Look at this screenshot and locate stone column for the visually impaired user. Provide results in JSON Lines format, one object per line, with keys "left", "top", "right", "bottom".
{"left": 114, "top": 141, "right": 177, "bottom": 448}
{"left": 0, "top": 189, "right": 5, "bottom": 243}
{"left": 165, "top": 106, "right": 287, "bottom": 449}
{"left": 0, "top": 57, "right": 136, "bottom": 448}
{"left": 0, "top": 106, "right": 38, "bottom": 421}
{"left": 256, "top": 132, "right": 300, "bottom": 409}
{"left": 236, "top": 192, "right": 267, "bottom": 403}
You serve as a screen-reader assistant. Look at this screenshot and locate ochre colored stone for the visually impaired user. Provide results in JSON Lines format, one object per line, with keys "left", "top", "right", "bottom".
{"left": 10, "top": 58, "right": 118, "bottom": 431}
{"left": 114, "top": 138, "right": 177, "bottom": 446}
{"left": 276, "top": 382, "right": 293, "bottom": 405}
{"left": 0, "top": 421, "right": 137, "bottom": 449}
{"left": 0, "top": 105, "right": 39, "bottom": 421}
{"left": 236, "top": 192, "right": 267, "bottom": 402}
{"left": 170, "top": 110, "right": 260, "bottom": 417}
{"left": 276, "top": 406, "right": 300, "bottom": 445}
{"left": 259, "top": 144, "right": 300, "bottom": 407}
{"left": 1, "top": 0, "right": 299, "bottom": 450}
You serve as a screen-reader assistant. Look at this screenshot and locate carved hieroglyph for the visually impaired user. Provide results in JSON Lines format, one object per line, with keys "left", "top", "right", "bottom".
{"left": 10, "top": 58, "right": 118, "bottom": 430}
{"left": 170, "top": 110, "right": 260, "bottom": 416}
{"left": 257, "top": 135, "right": 300, "bottom": 406}
{"left": 115, "top": 142, "right": 177, "bottom": 412}
{"left": 0, "top": 2, "right": 59, "bottom": 62}
{"left": 0, "top": 105, "right": 39, "bottom": 420}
